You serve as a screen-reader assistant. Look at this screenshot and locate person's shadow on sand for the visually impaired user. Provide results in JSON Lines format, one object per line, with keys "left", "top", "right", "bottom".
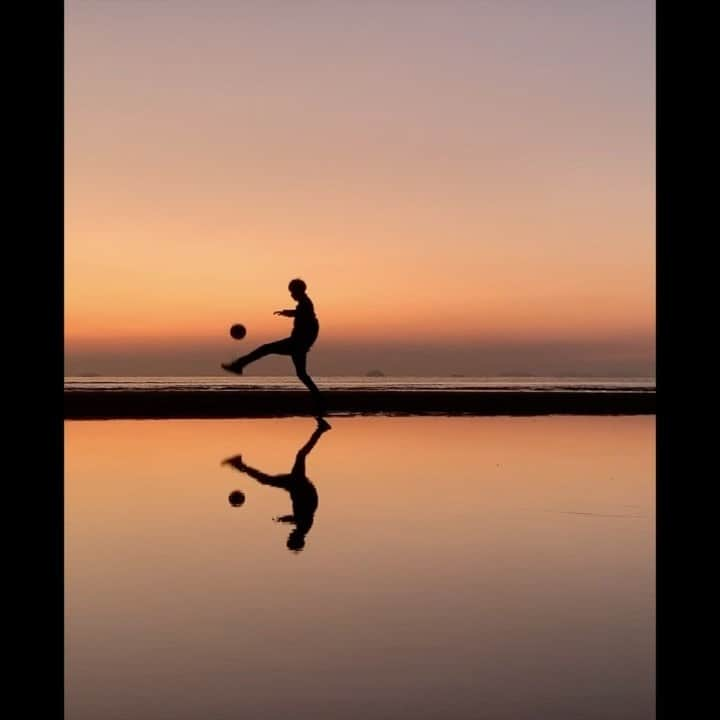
{"left": 222, "top": 419, "right": 331, "bottom": 553}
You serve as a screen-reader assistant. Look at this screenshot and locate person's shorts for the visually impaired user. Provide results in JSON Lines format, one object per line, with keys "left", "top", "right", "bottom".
{"left": 291, "top": 326, "right": 319, "bottom": 352}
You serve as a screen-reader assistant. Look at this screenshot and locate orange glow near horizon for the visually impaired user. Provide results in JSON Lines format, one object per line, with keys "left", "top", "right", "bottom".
{"left": 65, "top": 204, "right": 654, "bottom": 345}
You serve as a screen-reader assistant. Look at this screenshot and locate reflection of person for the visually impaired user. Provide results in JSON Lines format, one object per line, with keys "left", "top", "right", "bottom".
{"left": 222, "top": 278, "right": 326, "bottom": 418}
{"left": 222, "top": 419, "right": 331, "bottom": 552}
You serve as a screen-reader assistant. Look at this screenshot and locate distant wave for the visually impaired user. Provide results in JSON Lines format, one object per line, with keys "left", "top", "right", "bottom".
{"left": 64, "top": 376, "right": 656, "bottom": 393}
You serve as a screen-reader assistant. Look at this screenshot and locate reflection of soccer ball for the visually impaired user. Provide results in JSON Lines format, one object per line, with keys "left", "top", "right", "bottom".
{"left": 228, "top": 490, "right": 246, "bottom": 507}
{"left": 230, "top": 324, "right": 247, "bottom": 340}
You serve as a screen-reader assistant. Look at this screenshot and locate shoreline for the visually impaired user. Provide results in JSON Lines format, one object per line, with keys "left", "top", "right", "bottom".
{"left": 65, "top": 389, "right": 656, "bottom": 419}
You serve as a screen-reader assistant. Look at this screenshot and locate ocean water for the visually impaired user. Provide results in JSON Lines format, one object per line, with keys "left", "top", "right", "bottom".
{"left": 66, "top": 415, "right": 655, "bottom": 720}
{"left": 64, "top": 375, "right": 655, "bottom": 392}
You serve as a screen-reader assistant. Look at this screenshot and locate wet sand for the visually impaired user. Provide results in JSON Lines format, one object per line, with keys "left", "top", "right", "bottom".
{"left": 65, "top": 388, "right": 655, "bottom": 419}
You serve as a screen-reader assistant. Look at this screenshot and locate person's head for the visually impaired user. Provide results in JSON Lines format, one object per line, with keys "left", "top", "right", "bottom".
{"left": 288, "top": 278, "right": 307, "bottom": 300}
{"left": 287, "top": 529, "right": 306, "bottom": 552}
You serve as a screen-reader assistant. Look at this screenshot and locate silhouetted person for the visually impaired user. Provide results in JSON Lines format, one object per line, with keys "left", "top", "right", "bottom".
{"left": 222, "top": 419, "right": 331, "bottom": 552}
{"left": 222, "top": 278, "right": 326, "bottom": 419}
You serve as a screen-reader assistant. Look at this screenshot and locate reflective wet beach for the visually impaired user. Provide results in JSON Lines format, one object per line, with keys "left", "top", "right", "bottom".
{"left": 65, "top": 416, "right": 654, "bottom": 720}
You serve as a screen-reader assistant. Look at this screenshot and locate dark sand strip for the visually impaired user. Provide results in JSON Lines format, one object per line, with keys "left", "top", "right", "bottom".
{"left": 65, "top": 389, "right": 655, "bottom": 419}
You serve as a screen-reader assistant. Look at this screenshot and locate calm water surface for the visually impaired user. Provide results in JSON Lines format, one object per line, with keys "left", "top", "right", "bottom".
{"left": 65, "top": 416, "right": 655, "bottom": 720}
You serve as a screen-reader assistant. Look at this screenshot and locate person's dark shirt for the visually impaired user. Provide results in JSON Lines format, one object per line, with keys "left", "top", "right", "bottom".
{"left": 292, "top": 295, "right": 319, "bottom": 343}
{"left": 290, "top": 480, "right": 319, "bottom": 535}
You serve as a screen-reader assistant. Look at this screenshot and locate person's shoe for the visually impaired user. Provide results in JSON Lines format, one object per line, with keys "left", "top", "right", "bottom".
{"left": 316, "top": 417, "right": 332, "bottom": 431}
{"left": 221, "top": 361, "right": 243, "bottom": 375}
{"left": 222, "top": 454, "right": 245, "bottom": 469}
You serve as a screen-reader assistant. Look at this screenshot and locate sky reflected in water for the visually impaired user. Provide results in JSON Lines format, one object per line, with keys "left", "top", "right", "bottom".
{"left": 66, "top": 416, "right": 654, "bottom": 720}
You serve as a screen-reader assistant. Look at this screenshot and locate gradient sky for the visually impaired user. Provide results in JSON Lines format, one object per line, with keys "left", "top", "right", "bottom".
{"left": 65, "top": 0, "right": 655, "bottom": 376}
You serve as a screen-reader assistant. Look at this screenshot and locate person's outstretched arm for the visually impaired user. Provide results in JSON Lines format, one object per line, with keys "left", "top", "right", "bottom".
{"left": 274, "top": 309, "right": 296, "bottom": 316}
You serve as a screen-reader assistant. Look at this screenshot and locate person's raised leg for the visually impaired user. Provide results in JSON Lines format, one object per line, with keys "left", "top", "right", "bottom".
{"left": 222, "top": 455, "right": 293, "bottom": 490}
{"left": 222, "top": 338, "right": 293, "bottom": 374}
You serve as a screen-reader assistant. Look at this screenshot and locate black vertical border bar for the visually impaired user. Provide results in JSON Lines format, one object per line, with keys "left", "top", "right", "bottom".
{"left": 17, "top": 0, "right": 65, "bottom": 714}
{"left": 6, "top": 0, "right": 64, "bottom": 711}
{"left": 656, "top": 0, "right": 693, "bottom": 715}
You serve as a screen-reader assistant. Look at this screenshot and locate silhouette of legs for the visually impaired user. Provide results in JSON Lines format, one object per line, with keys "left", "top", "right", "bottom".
{"left": 223, "top": 337, "right": 327, "bottom": 417}
{"left": 291, "top": 352, "right": 325, "bottom": 417}
{"left": 230, "top": 462, "right": 293, "bottom": 491}
{"left": 290, "top": 423, "right": 329, "bottom": 476}
{"left": 225, "top": 338, "right": 295, "bottom": 372}
{"left": 223, "top": 421, "right": 330, "bottom": 486}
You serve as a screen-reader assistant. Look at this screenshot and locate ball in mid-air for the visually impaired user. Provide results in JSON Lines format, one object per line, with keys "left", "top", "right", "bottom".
{"left": 228, "top": 490, "right": 246, "bottom": 507}
{"left": 229, "top": 323, "right": 247, "bottom": 340}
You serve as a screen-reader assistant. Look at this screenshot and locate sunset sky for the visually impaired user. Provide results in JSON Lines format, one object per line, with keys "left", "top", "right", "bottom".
{"left": 65, "top": 0, "right": 655, "bottom": 376}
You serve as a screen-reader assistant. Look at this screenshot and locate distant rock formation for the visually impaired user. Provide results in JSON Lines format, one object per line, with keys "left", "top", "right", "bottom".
{"left": 365, "top": 369, "right": 385, "bottom": 377}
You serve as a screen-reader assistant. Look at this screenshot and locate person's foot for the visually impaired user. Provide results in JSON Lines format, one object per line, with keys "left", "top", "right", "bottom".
{"left": 222, "top": 454, "right": 245, "bottom": 469}
{"left": 221, "top": 361, "right": 244, "bottom": 375}
{"left": 316, "top": 417, "right": 332, "bottom": 431}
